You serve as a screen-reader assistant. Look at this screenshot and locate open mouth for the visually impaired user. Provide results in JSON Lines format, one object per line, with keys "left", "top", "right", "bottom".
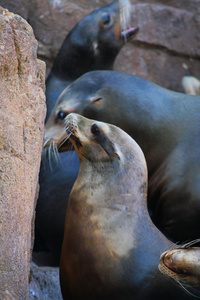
{"left": 58, "top": 134, "right": 83, "bottom": 152}
{"left": 70, "top": 134, "right": 83, "bottom": 150}
{"left": 121, "top": 26, "right": 139, "bottom": 40}
{"left": 58, "top": 138, "right": 75, "bottom": 152}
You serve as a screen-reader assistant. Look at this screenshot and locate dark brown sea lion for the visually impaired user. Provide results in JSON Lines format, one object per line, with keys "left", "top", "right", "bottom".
{"left": 36, "top": 1, "right": 139, "bottom": 264}
{"left": 45, "top": 70, "right": 200, "bottom": 244}
{"left": 159, "top": 241, "right": 200, "bottom": 291}
{"left": 59, "top": 113, "right": 197, "bottom": 300}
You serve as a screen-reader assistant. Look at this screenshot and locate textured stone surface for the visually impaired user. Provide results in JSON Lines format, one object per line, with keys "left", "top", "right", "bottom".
{"left": 0, "top": 7, "right": 46, "bottom": 299}
{"left": 1, "top": 0, "right": 200, "bottom": 92}
{"left": 29, "top": 262, "right": 62, "bottom": 300}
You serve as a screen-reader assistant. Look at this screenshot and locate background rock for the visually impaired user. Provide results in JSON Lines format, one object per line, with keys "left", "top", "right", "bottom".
{"left": 0, "top": 7, "right": 46, "bottom": 299}
{"left": 1, "top": 0, "right": 200, "bottom": 92}
{"left": 29, "top": 262, "right": 62, "bottom": 300}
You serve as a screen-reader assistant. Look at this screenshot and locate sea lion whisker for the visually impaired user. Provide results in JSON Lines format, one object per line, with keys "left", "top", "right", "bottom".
{"left": 175, "top": 278, "right": 200, "bottom": 299}
{"left": 48, "top": 143, "right": 54, "bottom": 172}
{"left": 62, "top": 127, "right": 68, "bottom": 137}
{"left": 52, "top": 140, "right": 60, "bottom": 164}
{"left": 41, "top": 148, "right": 50, "bottom": 170}
{"left": 63, "top": 123, "right": 70, "bottom": 133}
{"left": 58, "top": 125, "right": 70, "bottom": 141}
{"left": 170, "top": 241, "right": 182, "bottom": 250}
{"left": 64, "top": 120, "right": 71, "bottom": 129}
{"left": 119, "top": 0, "right": 131, "bottom": 42}
{"left": 58, "top": 134, "right": 72, "bottom": 150}
{"left": 182, "top": 239, "right": 200, "bottom": 249}
{"left": 45, "top": 139, "right": 59, "bottom": 162}
{"left": 43, "top": 137, "right": 51, "bottom": 148}
{"left": 171, "top": 239, "right": 200, "bottom": 250}
{"left": 64, "top": 120, "right": 76, "bottom": 134}
{"left": 55, "top": 143, "right": 61, "bottom": 163}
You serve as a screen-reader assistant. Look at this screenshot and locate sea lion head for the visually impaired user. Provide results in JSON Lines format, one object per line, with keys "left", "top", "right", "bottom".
{"left": 61, "top": 112, "right": 144, "bottom": 165}
{"left": 44, "top": 71, "right": 130, "bottom": 151}
{"left": 52, "top": 1, "right": 139, "bottom": 79}
{"left": 64, "top": 113, "right": 121, "bottom": 163}
{"left": 69, "top": 0, "right": 139, "bottom": 55}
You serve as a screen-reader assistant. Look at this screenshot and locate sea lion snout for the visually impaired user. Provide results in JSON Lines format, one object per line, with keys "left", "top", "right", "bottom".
{"left": 64, "top": 113, "right": 122, "bottom": 162}
{"left": 159, "top": 246, "right": 200, "bottom": 290}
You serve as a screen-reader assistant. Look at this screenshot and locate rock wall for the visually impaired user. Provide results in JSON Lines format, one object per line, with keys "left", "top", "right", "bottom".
{"left": 1, "top": 0, "right": 200, "bottom": 92}
{"left": 0, "top": 8, "right": 46, "bottom": 299}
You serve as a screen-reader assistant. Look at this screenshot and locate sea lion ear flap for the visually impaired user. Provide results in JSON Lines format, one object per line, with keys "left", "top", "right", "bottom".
{"left": 91, "top": 97, "right": 103, "bottom": 105}
{"left": 113, "top": 145, "right": 121, "bottom": 161}
{"left": 114, "top": 151, "right": 121, "bottom": 160}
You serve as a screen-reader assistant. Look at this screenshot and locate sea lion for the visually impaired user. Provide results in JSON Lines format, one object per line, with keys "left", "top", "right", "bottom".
{"left": 45, "top": 0, "right": 138, "bottom": 120}
{"left": 159, "top": 241, "right": 200, "bottom": 291}
{"left": 36, "top": 1, "right": 139, "bottom": 264}
{"left": 59, "top": 113, "right": 196, "bottom": 300}
{"left": 45, "top": 70, "right": 200, "bottom": 244}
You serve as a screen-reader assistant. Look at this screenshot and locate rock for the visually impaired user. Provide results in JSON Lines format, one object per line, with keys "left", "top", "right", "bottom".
{"left": 29, "top": 262, "right": 62, "bottom": 300}
{"left": 0, "top": 7, "right": 46, "bottom": 299}
{"left": 1, "top": 0, "right": 200, "bottom": 92}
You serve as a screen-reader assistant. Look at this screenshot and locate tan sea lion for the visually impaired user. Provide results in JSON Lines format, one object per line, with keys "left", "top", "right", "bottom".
{"left": 45, "top": 70, "right": 200, "bottom": 244}
{"left": 59, "top": 113, "right": 196, "bottom": 300}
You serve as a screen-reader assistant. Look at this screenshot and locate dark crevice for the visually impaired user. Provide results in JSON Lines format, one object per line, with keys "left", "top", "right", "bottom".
{"left": 132, "top": 40, "right": 200, "bottom": 61}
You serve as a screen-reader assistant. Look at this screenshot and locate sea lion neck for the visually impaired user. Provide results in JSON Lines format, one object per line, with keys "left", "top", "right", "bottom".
{"left": 70, "top": 137, "right": 171, "bottom": 260}
{"left": 51, "top": 36, "right": 116, "bottom": 82}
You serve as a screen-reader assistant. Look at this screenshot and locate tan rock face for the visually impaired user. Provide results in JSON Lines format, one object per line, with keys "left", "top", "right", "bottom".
{"left": 1, "top": 0, "right": 200, "bottom": 92}
{"left": 0, "top": 7, "right": 46, "bottom": 299}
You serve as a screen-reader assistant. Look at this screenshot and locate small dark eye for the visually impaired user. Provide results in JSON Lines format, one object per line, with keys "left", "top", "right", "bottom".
{"left": 91, "top": 124, "right": 100, "bottom": 136}
{"left": 56, "top": 111, "right": 68, "bottom": 122}
{"left": 92, "top": 97, "right": 102, "bottom": 105}
{"left": 101, "top": 12, "right": 111, "bottom": 26}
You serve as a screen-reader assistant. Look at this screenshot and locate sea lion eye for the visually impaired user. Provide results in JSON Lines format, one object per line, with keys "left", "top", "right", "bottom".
{"left": 92, "top": 97, "right": 102, "bottom": 105}
{"left": 56, "top": 111, "right": 68, "bottom": 122}
{"left": 101, "top": 12, "right": 111, "bottom": 26}
{"left": 91, "top": 124, "right": 100, "bottom": 136}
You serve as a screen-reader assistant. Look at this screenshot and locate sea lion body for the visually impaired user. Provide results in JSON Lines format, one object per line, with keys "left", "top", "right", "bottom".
{"left": 36, "top": 1, "right": 138, "bottom": 263}
{"left": 45, "top": 70, "right": 200, "bottom": 243}
{"left": 59, "top": 113, "right": 194, "bottom": 300}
